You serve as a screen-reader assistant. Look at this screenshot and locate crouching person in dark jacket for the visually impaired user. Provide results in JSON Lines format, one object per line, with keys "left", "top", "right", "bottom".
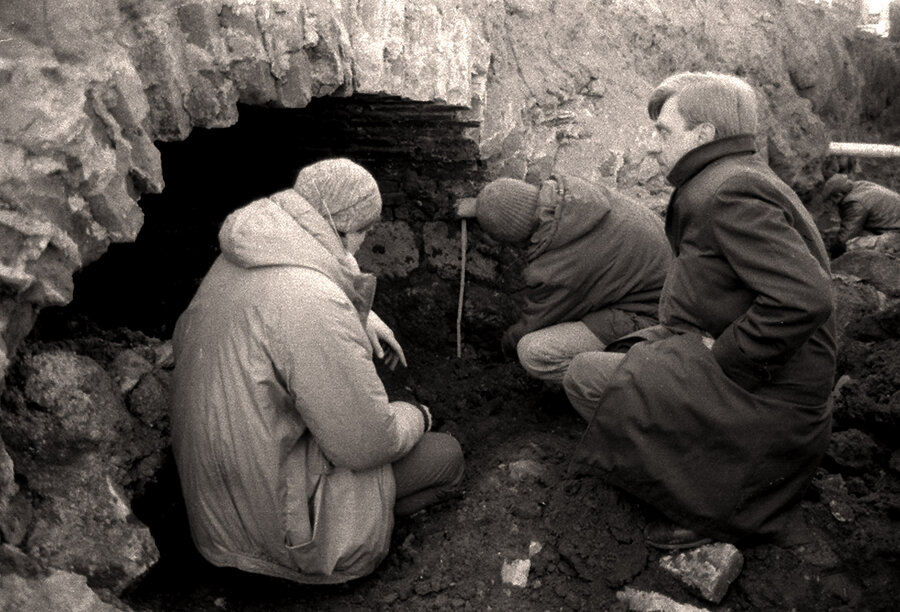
{"left": 569, "top": 72, "right": 836, "bottom": 550}
{"left": 457, "top": 175, "right": 671, "bottom": 397}
{"left": 821, "top": 172, "right": 900, "bottom": 257}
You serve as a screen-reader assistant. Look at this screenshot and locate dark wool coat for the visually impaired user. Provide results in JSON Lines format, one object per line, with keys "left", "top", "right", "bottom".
{"left": 502, "top": 175, "right": 672, "bottom": 352}
{"left": 838, "top": 180, "right": 900, "bottom": 243}
{"left": 574, "top": 135, "right": 836, "bottom": 542}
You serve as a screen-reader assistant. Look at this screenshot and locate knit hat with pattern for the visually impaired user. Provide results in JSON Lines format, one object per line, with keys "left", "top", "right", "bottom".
{"left": 475, "top": 178, "right": 540, "bottom": 243}
{"left": 293, "top": 158, "right": 382, "bottom": 233}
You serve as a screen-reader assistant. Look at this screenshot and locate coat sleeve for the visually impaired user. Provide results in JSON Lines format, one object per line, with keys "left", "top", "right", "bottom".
{"left": 504, "top": 280, "right": 575, "bottom": 351}
{"left": 268, "top": 273, "right": 425, "bottom": 472}
{"left": 708, "top": 177, "right": 833, "bottom": 391}
{"left": 837, "top": 195, "right": 867, "bottom": 243}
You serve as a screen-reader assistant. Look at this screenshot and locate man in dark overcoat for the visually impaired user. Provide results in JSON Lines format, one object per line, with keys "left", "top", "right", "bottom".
{"left": 568, "top": 72, "right": 836, "bottom": 549}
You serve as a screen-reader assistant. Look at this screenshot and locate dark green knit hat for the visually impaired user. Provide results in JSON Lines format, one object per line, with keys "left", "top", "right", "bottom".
{"left": 475, "top": 178, "right": 540, "bottom": 243}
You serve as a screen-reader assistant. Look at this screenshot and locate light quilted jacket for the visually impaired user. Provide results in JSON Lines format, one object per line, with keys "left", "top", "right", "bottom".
{"left": 170, "top": 190, "right": 424, "bottom": 583}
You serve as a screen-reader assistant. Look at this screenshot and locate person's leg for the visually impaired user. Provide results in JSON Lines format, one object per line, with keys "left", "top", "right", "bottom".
{"left": 392, "top": 432, "right": 465, "bottom": 516}
{"left": 516, "top": 322, "right": 605, "bottom": 384}
{"left": 562, "top": 351, "right": 625, "bottom": 422}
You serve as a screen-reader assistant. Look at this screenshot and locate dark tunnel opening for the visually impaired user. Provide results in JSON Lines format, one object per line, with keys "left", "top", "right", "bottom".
{"left": 34, "top": 95, "right": 486, "bottom": 341}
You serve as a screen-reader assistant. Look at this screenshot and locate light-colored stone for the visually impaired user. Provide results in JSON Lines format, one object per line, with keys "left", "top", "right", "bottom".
{"left": 500, "top": 558, "right": 530, "bottom": 587}
{"left": 0, "top": 559, "right": 124, "bottom": 612}
{"left": 110, "top": 349, "right": 154, "bottom": 395}
{"left": 23, "top": 452, "right": 159, "bottom": 594}
{"left": 616, "top": 586, "right": 714, "bottom": 612}
{"left": 659, "top": 542, "right": 744, "bottom": 604}
{"left": 506, "top": 459, "right": 549, "bottom": 483}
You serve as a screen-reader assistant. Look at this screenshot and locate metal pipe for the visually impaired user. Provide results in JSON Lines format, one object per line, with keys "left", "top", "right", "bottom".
{"left": 827, "top": 142, "right": 900, "bottom": 158}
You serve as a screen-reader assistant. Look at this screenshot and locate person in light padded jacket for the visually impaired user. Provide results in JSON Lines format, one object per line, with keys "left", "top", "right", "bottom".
{"left": 458, "top": 175, "right": 671, "bottom": 392}
{"left": 171, "top": 158, "right": 464, "bottom": 584}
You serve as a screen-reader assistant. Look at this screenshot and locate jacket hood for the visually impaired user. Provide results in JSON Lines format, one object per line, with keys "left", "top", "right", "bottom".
{"left": 528, "top": 175, "right": 611, "bottom": 260}
{"left": 218, "top": 189, "right": 376, "bottom": 319}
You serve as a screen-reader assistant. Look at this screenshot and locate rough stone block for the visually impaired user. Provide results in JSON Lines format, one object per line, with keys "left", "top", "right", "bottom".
{"left": 356, "top": 221, "right": 419, "bottom": 279}
{"left": 616, "top": 586, "right": 713, "bottom": 611}
{"left": 0, "top": 551, "right": 122, "bottom": 612}
{"left": 423, "top": 221, "right": 497, "bottom": 282}
{"left": 659, "top": 542, "right": 744, "bottom": 604}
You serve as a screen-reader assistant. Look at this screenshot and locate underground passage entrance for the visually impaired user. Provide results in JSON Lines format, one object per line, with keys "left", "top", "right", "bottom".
{"left": 35, "top": 94, "right": 487, "bottom": 341}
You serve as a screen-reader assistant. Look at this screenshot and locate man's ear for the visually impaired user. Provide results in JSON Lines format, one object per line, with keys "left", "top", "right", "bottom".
{"left": 696, "top": 122, "right": 716, "bottom": 144}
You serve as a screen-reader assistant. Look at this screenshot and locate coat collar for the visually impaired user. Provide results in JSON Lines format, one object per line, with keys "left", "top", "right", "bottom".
{"left": 666, "top": 134, "right": 757, "bottom": 188}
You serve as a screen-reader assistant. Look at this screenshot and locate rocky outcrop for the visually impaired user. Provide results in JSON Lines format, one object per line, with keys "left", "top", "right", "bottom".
{"left": 0, "top": 0, "right": 889, "bottom": 385}
{"left": 0, "top": 339, "right": 172, "bottom": 593}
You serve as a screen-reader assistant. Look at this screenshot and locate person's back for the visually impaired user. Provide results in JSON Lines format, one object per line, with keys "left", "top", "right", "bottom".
{"left": 824, "top": 173, "right": 900, "bottom": 247}
{"left": 462, "top": 175, "right": 671, "bottom": 388}
{"left": 171, "top": 196, "right": 414, "bottom": 583}
{"left": 522, "top": 176, "right": 670, "bottom": 330}
{"left": 171, "top": 159, "right": 464, "bottom": 584}
{"left": 841, "top": 179, "right": 900, "bottom": 239}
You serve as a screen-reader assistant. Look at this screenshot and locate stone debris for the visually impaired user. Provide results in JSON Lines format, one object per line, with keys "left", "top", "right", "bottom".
{"left": 0, "top": 560, "right": 123, "bottom": 612}
{"left": 616, "top": 586, "right": 714, "bottom": 612}
{"left": 812, "top": 473, "right": 857, "bottom": 523}
{"left": 500, "top": 558, "right": 530, "bottom": 587}
{"left": 110, "top": 348, "right": 153, "bottom": 394}
{"left": 659, "top": 542, "right": 744, "bottom": 604}
{"left": 506, "top": 459, "right": 549, "bottom": 483}
{"left": 500, "top": 540, "right": 543, "bottom": 587}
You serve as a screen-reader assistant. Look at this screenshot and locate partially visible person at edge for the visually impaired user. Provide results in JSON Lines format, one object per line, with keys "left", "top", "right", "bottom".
{"left": 170, "top": 158, "right": 465, "bottom": 584}
{"left": 456, "top": 174, "right": 671, "bottom": 395}
{"left": 567, "top": 72, "right": 836, "bottom": 551}
{"left": 820, "top": 172, "right": 900, "bottom": 257}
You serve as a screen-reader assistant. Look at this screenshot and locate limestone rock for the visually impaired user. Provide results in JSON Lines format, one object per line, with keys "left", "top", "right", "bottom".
{"left": 659, "top": 542, "right": 744, "bottom": 604}
{"left": 616, "top": 586, "right": 714, "bottom": 612}
{"left": 0, "top": 437, "right": 15, "bottom": 514}
{"left": 110, "top": 349, "right": 154, "bottom": 395}
{"left": 0, "top": 544, "right": 127, "bottom": 612}
{"left": 0, "top": 348, "right": 162, "bottom": 592}
{"left": 23, "top": 453, "right": 158, "bottom": 593}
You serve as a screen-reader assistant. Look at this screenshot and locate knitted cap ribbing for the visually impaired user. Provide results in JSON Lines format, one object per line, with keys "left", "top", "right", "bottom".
{"left": 475, "top": 178, "right": 540, "bottom": 243}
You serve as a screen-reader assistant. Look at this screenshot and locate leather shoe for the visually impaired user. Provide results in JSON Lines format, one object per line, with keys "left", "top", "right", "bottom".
{"left": 644, "top": 520, "right": 713, "bottom": 550}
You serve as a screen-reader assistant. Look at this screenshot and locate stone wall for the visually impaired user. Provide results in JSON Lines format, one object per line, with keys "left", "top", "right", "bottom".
{"left": 0, "top": 0, "right": 890, "bottom": 379}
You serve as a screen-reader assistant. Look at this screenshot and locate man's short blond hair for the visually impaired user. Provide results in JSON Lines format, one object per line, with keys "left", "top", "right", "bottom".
{"left": 648, "top": 72, "right": 759, "bottom": 137}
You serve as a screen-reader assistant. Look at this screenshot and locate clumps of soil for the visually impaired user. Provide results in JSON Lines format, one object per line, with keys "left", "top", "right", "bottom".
{"left": 122, "top": 289, "right": 900, "bottom": 610}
